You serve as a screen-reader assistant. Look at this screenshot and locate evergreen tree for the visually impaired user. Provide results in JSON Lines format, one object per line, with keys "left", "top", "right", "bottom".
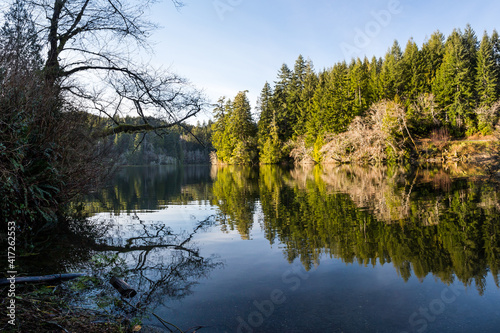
{"left": 296, "top": 59, "right": 318, "bottom": 137}
{"left": 273, "top": 63, "right": 293, "bottom": 142}
{"left": 348, "top": 57, "right": 369, "bottom": 114}
{"left": 463, "top": 24, "right": 479, "bottom": 72}
{"left": 257, "top": 82, "right": 274, "bottom": 147}
{"left": 309, "top": 62, "right": 353, "bottom": 136}
{"left": 476, "top": 31, "right": 498, "bottom": 108}
{"left": 211, "top": 97, "right": 231, "bottom": 163}
{"left": 380, "top": 40, "right": 404, "bottom": 99}
{"left": 433, "top": 29, "right": 477, "bottom": 133}
{"left": 368, "top": 56, "right": 382, "bottom": 102}
{"left": 490, "top": 30, "right": 500, "bottom": 96}
{"left": 421, "top": 31, "right": 445, "bottom": 91}
{"left": 211, "top": 91, "right": 258, "bottom": 164}
{"left": 289, "top": 55, "right": 308, "bottom": 136}
{"left": 227, "top": 91, "right": 258, "bottom": 164}
{"left": 260, "top": 117, "right": 282, "bottom": 164}
{"left": 402, "top": 38, "right": 425, "bottom": 103}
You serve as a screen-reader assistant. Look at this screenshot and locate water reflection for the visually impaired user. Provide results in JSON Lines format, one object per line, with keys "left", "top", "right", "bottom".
{"left": 211, "top": 164, "right": 500, "bottom": 293}
{"left": 88, "top": 214, "right": 222, "bottom": 311}
{"left": 82, "top": 164, "right": 500, "bottom": 296}
{"left": 210, "top": 165, "right": 259, "bottom": 239}
{"left": 85, "top": 165, "right": 213, "bottom": 214}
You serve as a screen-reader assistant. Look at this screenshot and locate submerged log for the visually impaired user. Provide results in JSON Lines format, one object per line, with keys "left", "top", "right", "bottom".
{"left": 110, "top": 276, "right": 137, "bottom": 298}
{"left": 0, "top": 273, "right": 85, "bottom": 285}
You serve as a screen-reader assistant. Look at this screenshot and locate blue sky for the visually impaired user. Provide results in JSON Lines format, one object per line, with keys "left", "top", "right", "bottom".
{"left": 148, "top": 0, "right": 500, "bottom": 121}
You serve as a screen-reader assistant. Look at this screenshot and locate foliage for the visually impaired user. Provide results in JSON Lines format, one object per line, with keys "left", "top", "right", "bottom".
{"left": 0, "top": 3, "right": 112, "bottom": 236}
{"left": 211, "top": 92, "right": 258, "bottom": 164}
{"left": 0, "top": 0, "right": 206, "bottom": 238}
{"left": 109, "top": 117, "right": 212, "bottom": 165}
{"left": 256, "top": 26, "right": 500, "bottom": 165}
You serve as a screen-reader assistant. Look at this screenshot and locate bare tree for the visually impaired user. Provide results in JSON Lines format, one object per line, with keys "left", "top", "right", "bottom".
{"left": 26, "top": 0, "right": 206, "bottom": 135}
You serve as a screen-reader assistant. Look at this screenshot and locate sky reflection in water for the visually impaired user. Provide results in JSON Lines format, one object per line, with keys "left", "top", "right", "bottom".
{"left": 86, "top": 165, "right": 500, "bottom": 332}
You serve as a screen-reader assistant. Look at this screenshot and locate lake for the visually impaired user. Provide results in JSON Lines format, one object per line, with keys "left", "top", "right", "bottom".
{"left": 83, "top": 164, "right": 500, "bottom": 332}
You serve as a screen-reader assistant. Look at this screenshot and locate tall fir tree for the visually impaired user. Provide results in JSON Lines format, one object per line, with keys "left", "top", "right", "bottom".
{"left": 297, "top": 59, "right": 318, "bottom": 136}
{"left": 348, "top": 57, "right": 369, "bottom": 115}
{"left": 380, "top": 40, "right": 404, "bottom": 99}
{"left": 476, "top": 31, "right": 498, "bottom": 108}
{"left": 211, "top": 97, "right": 231, "bottom": 163}
{"left": 368, "top": 56, "right": 383, "bottom": 102}
{"left": 225, "top": 91, "right": 258, "bottom": 164}
{"left": 257, "top": 82, "right": 275, "bottom": 152}
{"left": 272, "top": 63, "right": 293, "bottom": 142}
{"left": 421, "top": 31, "right": 445, "bottom": 91}
{"left": 402, "top": 38, "right": 425, "bottom": 103}
{"left": 490, "top": 29, "right": 500, "bottom": 97}
{"left": 309, "top": 62, "right": 353, "bottom": 137}
{"left": 433, "top": 29, "right": 477, "bottom": 132}
{"left": 288, "top": 55, "right": 308, "bottom": 136}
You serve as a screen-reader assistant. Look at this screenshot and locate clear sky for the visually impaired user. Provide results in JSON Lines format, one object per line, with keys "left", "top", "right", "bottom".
{"left": 147, "top": 0, "right": 500, "bottom": 121}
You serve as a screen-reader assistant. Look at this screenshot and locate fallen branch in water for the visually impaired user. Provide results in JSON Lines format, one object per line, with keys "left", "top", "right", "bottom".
{"left": 0, "top": 273, "right": 85, "bottom": 286}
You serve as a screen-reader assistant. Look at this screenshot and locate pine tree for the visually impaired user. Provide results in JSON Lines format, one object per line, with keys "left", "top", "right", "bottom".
{"left": 225, "top": 91, "right": 258, "bottom": 164}
{"left": 368, "top": 56, "right": 382, "bottom": 102}
{"left": 288, "top": 55, "right": 308, "bottom": 136}
{"left": 402, "top": 38, "right": 425, "bottom": 103}
{"left": 299, "top": 59, "right": 318, "bottom": 120}
{"left": 476, "top": 31, "right": 498, "bottom": 108}
{"left": 380, "top": 40, "right": 404, "bottom": 99}
{"left": 211, "top": 97, "right": 231, "bottom": 163}
{"left": 348, "top": 57, "right": 369, "bottom": 115}
{"left": 309, "top": 62, "right": 353, "bottom": 136}
{"left": 257, "top": 82, "right": 274, "bottom": 149}
{"left": 433, "top": 29, "right": 477, "bottom": 132}
{"left": 272, "top": 63, "right": 293, "bottom": 142}
{"left": 490, "top": 30, "right": 500, "bottom": 96}
{"left": 421, "top": 31, "right": 445, "bottom": 91}
{"left": 260, "top": 116, "right": 282, "bottom": 164}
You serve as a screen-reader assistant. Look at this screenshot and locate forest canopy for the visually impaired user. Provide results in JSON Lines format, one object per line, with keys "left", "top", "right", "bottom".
{"left": 212, "top": 25, "right": 500, "bottom": 165}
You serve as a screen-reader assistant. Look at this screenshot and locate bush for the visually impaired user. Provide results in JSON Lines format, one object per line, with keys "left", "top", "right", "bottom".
{"left": 0, "top": 69, "right": 112, "bottom": 238}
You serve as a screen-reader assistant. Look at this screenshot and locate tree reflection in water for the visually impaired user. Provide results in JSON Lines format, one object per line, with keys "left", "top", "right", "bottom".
{"left": 81, "top": 214, "right": 222, "bottom": 318}
{"left": 211, "top": 164, "right": 500, "bottom": 294}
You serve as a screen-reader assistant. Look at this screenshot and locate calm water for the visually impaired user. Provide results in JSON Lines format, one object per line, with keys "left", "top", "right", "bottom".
{"left": 83, "top": 164, "right": 500, "bottom": 333}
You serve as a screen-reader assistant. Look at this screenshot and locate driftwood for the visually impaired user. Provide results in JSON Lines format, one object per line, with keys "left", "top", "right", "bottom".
{"left": 110, "top": 277, "right": 137, "bottom": 298}
{"left": 0, "top": 273, "right": 85, "bottom": 286}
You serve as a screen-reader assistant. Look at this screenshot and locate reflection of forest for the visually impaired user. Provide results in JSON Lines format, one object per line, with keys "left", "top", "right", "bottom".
{"left": 84, "top": 165, "right": 500, "bottom": 292}
{"left": 84, "top": 165, "right": 214, "bottom": 214}
{"left": 212, "top": 165, "right": 500, "bottom": 293}
{"left": 210, "top": 165, "right": 259, "bottom": 239}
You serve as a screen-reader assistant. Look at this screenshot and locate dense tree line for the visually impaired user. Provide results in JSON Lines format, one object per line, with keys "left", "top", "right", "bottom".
{"left": 109, "top": 117, "right": 212, "bottom": 165}
{"left": 212, "top": 26, "right": 500, "bottom": 164}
